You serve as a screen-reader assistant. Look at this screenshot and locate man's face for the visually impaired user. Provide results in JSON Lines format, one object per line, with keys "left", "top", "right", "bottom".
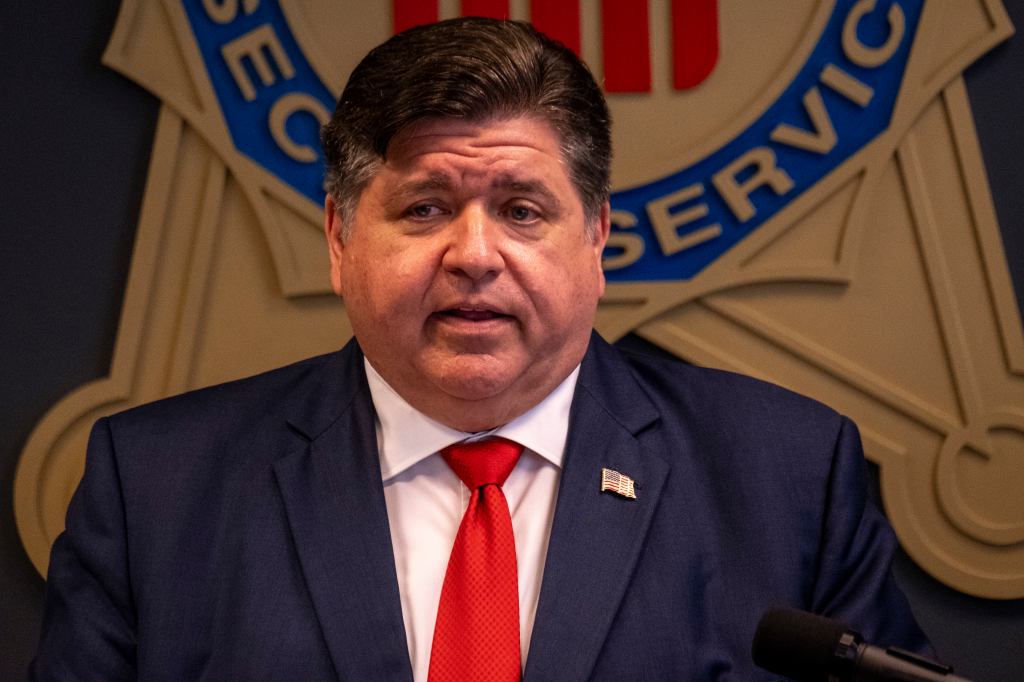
{"left": 325, "top": 116, "right": 609, "bottom": 431}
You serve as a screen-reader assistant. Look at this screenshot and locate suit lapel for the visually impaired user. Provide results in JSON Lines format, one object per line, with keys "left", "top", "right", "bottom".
{"left": 270, "top": 336, "right": 671, "bottom": 680}
{"left": 273, "top": 345, "right": 413, "bottom": 681}
{"left": 525, "top": 336, "right": 670, "bottom": 680}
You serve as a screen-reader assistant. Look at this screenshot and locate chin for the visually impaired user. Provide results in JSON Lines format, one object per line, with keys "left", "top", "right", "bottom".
{"left": 418, "top": 350, "right": 519, "bottom": 396}
{"left": 433, "top": 370, "right": 513, "bottom": 402}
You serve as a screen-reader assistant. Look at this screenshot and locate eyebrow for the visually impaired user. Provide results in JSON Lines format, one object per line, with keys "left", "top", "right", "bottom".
{"left": 491, "top": 175, "right": 564, "bottom": 211}
{"left": 389, "top": 172, "right": 566, "bottom": 212}
{"left": 391, "top": 173, "right": 455, "bottom": 198}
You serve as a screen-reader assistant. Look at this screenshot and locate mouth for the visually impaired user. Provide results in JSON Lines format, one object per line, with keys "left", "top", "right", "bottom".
{"left": 440, "top": 307, "right": 510, "bottom": 322}
{"left": 433, "top": 305, "right": 515, "bottom": 330}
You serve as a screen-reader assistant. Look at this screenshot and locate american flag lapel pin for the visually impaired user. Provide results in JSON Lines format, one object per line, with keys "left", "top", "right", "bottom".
{"left": 600, "top": 467, "right": 637, "bottom": 500}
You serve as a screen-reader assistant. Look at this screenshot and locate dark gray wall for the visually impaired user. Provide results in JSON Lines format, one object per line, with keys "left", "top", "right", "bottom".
{"left": 1, "top": 2, "right": 1021, "bottom": 679}
{"left": 1, "top": 2, "right": 157, "bottom": 677}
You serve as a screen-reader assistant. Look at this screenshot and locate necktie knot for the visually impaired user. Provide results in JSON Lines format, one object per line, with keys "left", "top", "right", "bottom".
{"left": 441, "top": 437, "right": 523, "bottom": 490}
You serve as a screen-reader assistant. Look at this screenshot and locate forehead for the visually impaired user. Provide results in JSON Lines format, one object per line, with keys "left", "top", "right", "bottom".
{"left": 383, "top": 116, "right": 568, "bottom": 176}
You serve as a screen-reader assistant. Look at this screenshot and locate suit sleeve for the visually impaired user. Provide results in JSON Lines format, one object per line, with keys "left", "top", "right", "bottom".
{"left": 31, "top": 417, "right": 137, "bottom": 680}
{"left": 810, "top": 416, "right": 933, "bottom": 654}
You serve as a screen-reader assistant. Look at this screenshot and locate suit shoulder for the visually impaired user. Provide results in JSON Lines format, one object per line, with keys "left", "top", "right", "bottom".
{"left": 617, "top": 346, "right": 843, "bottom": 438}
{"left": 608, "top": 347, "right": 859, "bottom": 511}
{"left": 105, "top": 351, "right": 345, "bottom": 437}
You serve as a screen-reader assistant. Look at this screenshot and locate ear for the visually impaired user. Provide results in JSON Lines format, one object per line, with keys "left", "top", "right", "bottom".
{"left": 592, "top": 201, "right": 611, "bottom": 296}
{"left": 324, "top": 195, "right": 346, "bottom": 297}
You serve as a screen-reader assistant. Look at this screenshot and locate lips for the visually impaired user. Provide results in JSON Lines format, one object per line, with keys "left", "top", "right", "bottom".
{"left": 433, "top": 302, "right": 516, "bottom": 330}
{"left": 440, "top": 307, "right": 510, "bottom": 321}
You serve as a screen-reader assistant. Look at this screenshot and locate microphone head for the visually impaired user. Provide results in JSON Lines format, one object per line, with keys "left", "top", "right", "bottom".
{"left": 751, "top": 608, "right": 852, "bottom": 681}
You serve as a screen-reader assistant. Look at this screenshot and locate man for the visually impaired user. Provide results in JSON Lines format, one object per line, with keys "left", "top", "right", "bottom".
{"left": 33, "top": 17, "right": 930, "bottom": 680}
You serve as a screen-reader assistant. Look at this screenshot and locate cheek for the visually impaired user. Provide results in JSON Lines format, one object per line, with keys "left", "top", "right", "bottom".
{"left": 566, "top": 256, "right": 605, "bottom": 318}
{"left": 343, "top": 251, "right": 432, "bottom": 314}
{"left": 523, "top": 255, "right": 602, "bottom": 325}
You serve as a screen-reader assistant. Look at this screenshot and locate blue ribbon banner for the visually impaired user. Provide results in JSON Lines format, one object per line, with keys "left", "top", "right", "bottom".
{"left": 182, "top": 0, "right": 921, "bottom": 283}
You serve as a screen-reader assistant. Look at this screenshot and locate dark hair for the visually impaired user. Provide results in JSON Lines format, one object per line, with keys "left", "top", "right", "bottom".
{"left": 321, "top": 17, "right": 611, "bottom": 238}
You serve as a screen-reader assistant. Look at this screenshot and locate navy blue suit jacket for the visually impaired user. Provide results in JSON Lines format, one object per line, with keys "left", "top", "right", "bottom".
{"left": 34, "top": 334, "right": 930, "bottom": 679}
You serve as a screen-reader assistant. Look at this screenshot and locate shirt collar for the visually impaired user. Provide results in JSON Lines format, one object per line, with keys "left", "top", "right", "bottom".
{"left": 365, "top": 359, "right": 579, "bottom": 481}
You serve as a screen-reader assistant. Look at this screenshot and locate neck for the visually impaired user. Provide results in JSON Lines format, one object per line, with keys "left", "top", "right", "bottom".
{"left": 362, "top": 353, "right": 584, "bottom": 433}
{"left": 403, "top": 382, "right": 555, "bottom": 433}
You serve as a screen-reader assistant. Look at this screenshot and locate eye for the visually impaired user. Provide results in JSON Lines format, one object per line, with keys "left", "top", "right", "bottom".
{"left": 406, "top": 203, "right": 445, "bottom": 220}
{"left": 505, "top": 203, "right": 540, "bottom": 224}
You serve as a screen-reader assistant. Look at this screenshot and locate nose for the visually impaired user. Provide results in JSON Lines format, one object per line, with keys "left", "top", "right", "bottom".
{"left": 441, "top": 207, "right": 505, "bottom": 282}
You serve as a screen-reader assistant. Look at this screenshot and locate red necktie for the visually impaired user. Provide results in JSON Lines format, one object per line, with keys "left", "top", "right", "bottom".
{"left": 428, "top": 437, "right": 524, "bottom": 682}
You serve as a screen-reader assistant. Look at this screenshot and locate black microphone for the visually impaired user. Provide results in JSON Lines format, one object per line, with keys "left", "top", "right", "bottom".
{"left": 751, "top": 607, "right": 972, "bottom": 681}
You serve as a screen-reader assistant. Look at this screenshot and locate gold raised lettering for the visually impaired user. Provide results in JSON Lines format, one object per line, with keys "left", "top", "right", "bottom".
{"left": 646, "top": 184, "right": 722, "bottom": 256}
{"left": 603, "top": 210, "right": 645, "bottom": 270}
{"left": 712, "top": 148, "right": 794, "bottom": 223}
{"left": 269, "top": 93, "right": 331, "bottom": 162}
{"left": 842, "top": 0, "right": 905, "bottom": 68}
{"left": 819, "top": 63, "right": 874, "bottom": 106}
{"left": 770, "top": 87, "right": 837, "bottom": 154}
{"left": 202, "top": 0, "right": 259, "bottom": 24}
{"left": 222, "top": 24, "right": 296, "bottom": 102}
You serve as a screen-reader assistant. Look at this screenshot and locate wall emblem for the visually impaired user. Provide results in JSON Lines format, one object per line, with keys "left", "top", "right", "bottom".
{"left": 15, "top": 0, "right": 1024, "bottom": 599}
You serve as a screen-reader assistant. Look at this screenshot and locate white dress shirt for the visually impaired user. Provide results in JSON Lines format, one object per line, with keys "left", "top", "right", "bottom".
{"left": 365, "top": 359, "right": 578, "bottom": 681}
